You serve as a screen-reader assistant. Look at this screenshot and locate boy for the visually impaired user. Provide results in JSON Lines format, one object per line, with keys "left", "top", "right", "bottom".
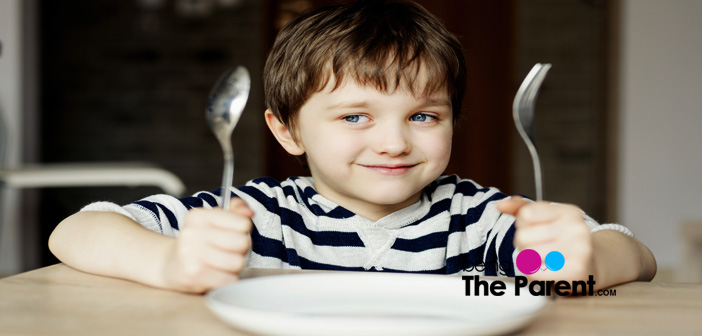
{"left": 49, "top": 0, "right": 656, "bottom": 294}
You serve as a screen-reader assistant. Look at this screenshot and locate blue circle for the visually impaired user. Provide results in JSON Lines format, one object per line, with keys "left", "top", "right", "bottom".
{"left": 544, "top": 251, "right": 565, "bottom": 271}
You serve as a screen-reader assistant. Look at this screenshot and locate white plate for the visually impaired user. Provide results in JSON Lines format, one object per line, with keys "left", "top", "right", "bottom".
{"left": 206, "top": 272, "right": 546, "bottom": 336}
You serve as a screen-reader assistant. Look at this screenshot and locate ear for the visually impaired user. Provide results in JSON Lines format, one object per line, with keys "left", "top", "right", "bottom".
{"left": 265, "top": 109, "right": 305, "bottom": 156}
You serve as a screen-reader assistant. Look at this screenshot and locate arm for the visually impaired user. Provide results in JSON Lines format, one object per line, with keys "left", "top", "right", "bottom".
{"left": 497, "top": 197, "right": 656, "bottom": 291}
{"left": 49, "top": 211, "right": 176, "bottom": 288}
{"left": 49, "top": 199, "right": 253, "bottom": 293}
{"left": 591, "top": 229, "right": 657, "bottom": 286}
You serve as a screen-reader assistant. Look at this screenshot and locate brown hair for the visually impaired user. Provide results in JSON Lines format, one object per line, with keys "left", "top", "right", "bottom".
{"left": 264, "top": 0, "right": 467, "bottom": 139}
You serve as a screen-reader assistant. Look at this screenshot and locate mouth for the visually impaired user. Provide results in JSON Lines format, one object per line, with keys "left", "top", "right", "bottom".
{"left": 358, "top": 163, "right": 419, "bottom": 176}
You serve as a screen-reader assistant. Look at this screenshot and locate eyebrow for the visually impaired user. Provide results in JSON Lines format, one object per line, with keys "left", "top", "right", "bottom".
{"left": 326, "top": 101, "right": 371, "bottom": 110}
{"left": 421, "top": 98, "right": 452, "bottom": 107}
{"left": 326, "top": 97, "right": 451, "bottom": 110}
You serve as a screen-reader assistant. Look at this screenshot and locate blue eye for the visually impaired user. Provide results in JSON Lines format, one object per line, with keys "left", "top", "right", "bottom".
{"left": 343, "top": 115, "right": 369, "bottom": 123}
{"left": 410, "top": 113, "right": 434, "bottom": 122}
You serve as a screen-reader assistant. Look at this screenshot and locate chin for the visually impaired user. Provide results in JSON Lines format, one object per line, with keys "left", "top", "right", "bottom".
{"left": 361, "top": 186, "right": 422, "bottom": 206}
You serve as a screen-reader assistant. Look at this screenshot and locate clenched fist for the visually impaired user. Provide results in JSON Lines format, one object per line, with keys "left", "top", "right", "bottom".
{"left": 497, "top": 196, "right": 594, "bottom": 284}
{"left": 160, "top": 198, "right": 253, "bottom": 293}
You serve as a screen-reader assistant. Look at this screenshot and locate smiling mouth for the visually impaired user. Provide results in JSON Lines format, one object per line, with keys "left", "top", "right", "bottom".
{"left": 359, "top": 164, "right": 418, "bottom": 176}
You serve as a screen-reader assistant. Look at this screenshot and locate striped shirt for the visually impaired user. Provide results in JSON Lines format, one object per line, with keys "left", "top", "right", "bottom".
{"left": 81, "top": 175, "right": 625, "bottom": 277}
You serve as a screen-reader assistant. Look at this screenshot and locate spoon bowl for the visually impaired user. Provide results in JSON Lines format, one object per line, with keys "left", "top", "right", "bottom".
{"left": 206, "top": 66, "right": 251, "bottom": 210}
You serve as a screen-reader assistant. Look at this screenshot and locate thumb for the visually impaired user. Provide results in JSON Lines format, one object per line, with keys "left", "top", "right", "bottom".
{"left": 228, "top": 198, "right": 254, "bottom": 217}
{"left": 496, "top": 196, "right": 529, "bottom": 216}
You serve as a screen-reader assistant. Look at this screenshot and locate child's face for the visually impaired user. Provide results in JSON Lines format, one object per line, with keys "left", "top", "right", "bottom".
{"left": 279, "top": 76, "right": 453, "bottom": 220}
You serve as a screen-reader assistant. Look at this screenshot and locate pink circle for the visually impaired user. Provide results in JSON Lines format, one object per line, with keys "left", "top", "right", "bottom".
{"left": 516, "top": 249, "right": 542, "bottom": 275}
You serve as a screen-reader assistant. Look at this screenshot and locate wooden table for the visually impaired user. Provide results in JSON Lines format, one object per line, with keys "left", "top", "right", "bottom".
{"left": 1, "top": 264, "right": 701, "bottom": 335}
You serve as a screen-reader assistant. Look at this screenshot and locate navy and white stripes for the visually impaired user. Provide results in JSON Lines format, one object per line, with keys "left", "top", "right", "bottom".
{"left": 80, "top": 175, "right": 614, "bottom": 277}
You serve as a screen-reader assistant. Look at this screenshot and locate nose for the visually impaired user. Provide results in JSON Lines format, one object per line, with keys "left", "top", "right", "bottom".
{"left": 371, "top": 122, "right": 411, "bottom": 156}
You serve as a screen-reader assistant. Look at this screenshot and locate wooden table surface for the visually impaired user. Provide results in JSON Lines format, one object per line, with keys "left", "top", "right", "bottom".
{"left": 1, "top": 264, "right": 701, "bottom": 335}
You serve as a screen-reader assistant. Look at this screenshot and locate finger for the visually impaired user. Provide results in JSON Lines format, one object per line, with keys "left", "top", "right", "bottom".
{"left": 514, "top": 224, "right": 559, "bottom": 249}
{"left": 513, "top": 202, "right": 563, "bottom": 228}
{"left": 204, "top": 270, "right": 240, "bottom": 289}
{"left": 229, "top": 198, "right": 254, "bottom": 217}
{"left": 496, "top": 196, "right": 529, "bottom": 216}
{"left": 167, "top": 243, "right": 242, "bottom": 293}
{"left": 199, "top": 244, "right": 248, "bottom": 273}
{"left": 186, "top": 208, "right": 252, "bottom": 232}
{"left": 202, "top": 271, "right": 240, "bottom": 292}
{"left": 520, "top": 203, "right": 587, "bottom": 229}
{"left": 187, "top": 269, "right": 240, "bottom": 294}
{"left": 206, "top": 229, "right": 252, "bottom": 253}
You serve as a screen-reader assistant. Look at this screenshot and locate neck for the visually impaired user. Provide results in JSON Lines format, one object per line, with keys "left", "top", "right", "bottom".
{"left": 320, "top": 189, "right": 422, "bottom": 222}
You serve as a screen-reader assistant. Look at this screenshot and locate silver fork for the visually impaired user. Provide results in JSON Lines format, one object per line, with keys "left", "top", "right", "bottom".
{"left": 513, "top": 63, "right": 552, "bottom": 201}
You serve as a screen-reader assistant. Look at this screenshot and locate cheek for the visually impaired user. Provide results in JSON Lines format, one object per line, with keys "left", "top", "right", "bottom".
{"left": 417, "top": 128, "right": 452, "bottom": 162}
{"left": 302, "top": 128, "right": 363, "bottom": 165}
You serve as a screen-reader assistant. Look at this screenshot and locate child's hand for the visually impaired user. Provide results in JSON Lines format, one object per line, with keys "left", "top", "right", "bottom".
{"left": 160, "top": 198, "right": 253, "bottom": 293}
{"left": 497, "top": 197, "right": 595, "bottom": 284}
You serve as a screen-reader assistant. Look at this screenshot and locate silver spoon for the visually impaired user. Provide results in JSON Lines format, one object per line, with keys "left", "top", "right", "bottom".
{"left": 206, "top": 66, "right": 251, "bottom": 210}
{"left": 513, "top": 63, "right": 551, "bottom": 201}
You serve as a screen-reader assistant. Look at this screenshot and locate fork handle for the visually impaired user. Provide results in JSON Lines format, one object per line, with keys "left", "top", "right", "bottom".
{"left": 527, "top": 145, "right": 544, "bottom": 201}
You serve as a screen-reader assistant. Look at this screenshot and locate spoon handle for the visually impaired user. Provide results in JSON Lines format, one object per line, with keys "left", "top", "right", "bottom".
{"left": 220, "top": 147, "right": 234, "bottom": 210}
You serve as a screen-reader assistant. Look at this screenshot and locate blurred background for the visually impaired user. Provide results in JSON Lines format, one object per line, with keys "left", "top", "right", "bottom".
{"left": 1, "top": 0, "right": 700, "bottom": 282}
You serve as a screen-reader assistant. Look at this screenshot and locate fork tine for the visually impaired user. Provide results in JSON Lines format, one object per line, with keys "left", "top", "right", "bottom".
{"left": 525, "top": 65, "right": 551, "bottom": 105}
{"left": 513, "top": 63, "right": 551, "bottom": 201}
{"left": 513, "top": 63, "right": 552, "bottom": 139}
